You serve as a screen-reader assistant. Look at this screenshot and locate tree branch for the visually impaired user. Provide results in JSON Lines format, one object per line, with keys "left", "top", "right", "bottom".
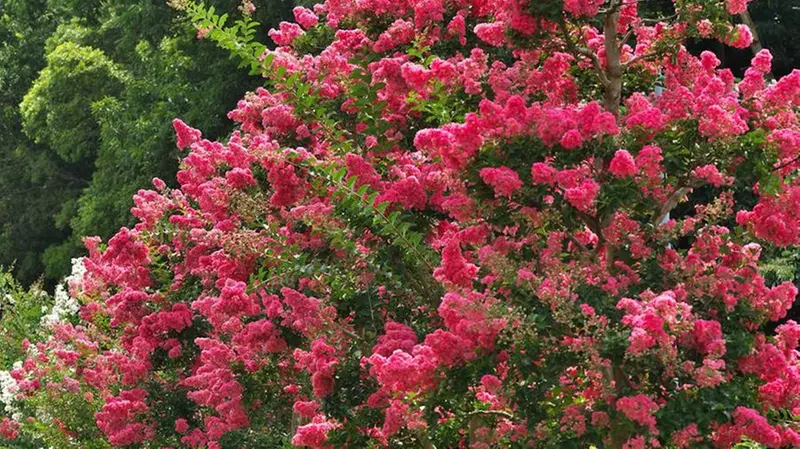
{"left": 558, "top": 19, "right": 610, "bottom": 87}
{"left": 773, "top": 154, "right": 800, "bottom": 171}
{"left": 602, "top": 3, "right": 624, "bottom": 115}
{"left": 618, "top": 27, "right": 635, "bottom": 52}
{"left": 467, "top": 409, "right": 514, "bottom": 419}
{"left": 624, "top": 50, "right": 662, "bottom": 67}
{"left": 653, "top": 186, "right": 691, "bottom": 225}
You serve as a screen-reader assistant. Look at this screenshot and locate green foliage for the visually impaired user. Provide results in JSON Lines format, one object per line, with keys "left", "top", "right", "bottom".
{"left": 327, "top": 167, "right": 438, "bottom": 273}
{"left": 0, "top": 270, "right": 50, "bottom": 368}
{"left": 20, "top": 42, "right": 125, "bottom": 162}
{"left": 186, "top": 2, "right": 267, "bottom": 75}
{"left": 0, "top": 0, "right": 298, "bottom": 286}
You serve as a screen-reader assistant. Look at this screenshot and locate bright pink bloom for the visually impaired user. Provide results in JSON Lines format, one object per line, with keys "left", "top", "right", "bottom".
{"left": 95, "top": 389, "right": 154, "bottom": 446}
{"left": 752, "top": 49, "right": 773, "bottom": 73}
{"left": 609, "top": 150, "right": 637, "bottom": 178}
{"left": 293, "top": 7, "right": 319, "bottom": 29}
{"left": 560, "top": 129, "right": 584, "bottom": 149}
{"left": 474, "top": 22, "right": 506, "bottom": 47}
{"left": 0, "top": 418, "right": 19, "bottom": 440}
{"left": 727, "top": 24, "right": 754, "bottom": 49}
{"left": 434, "top": 240, "right": 479, "bottom": 287}
{"left": 173, "top": 119, "right": 202, "bottom": 149}
{"left": 564, "top": 179, "right": 600, "bottom": 212}
{"left": 291, "top": 417, "right": 341, "bottom": 449}
{"left": 480, "top": 166, "right": 522, "bottom": 198}
{"left": 616, "top": 394, "right": 659, "bottom": 431}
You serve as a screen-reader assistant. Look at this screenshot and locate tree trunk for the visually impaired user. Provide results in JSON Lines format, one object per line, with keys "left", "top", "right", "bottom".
{"left": 739, "top": 10, "right": 772, "bottom": 80}
{"left": 739, "top": 10, "right": 763, "bottom": 54}
{"left": 603, "top": 8, "right": 623, "bottom": 116}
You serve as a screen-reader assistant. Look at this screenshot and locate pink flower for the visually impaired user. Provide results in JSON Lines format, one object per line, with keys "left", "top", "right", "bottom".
{"left": 609, "top": 150, "right": 637, "bottom": 178}
{"left": 152, "top": 177, "right": 167, "bottom": 190}
{"left": 293, "top": 7, "right": 319, "bottom": 29}
{"left": 694, "top": 358, "right": 726, "bottom": 387}
{"left": 293, "top": 400, "right": 320, "bottom": 418}
{"left": 373, "top": 19, "right": 415, "bottom": 52}
{"left": 563, "top": 0, "right": 604, "bottom": 16}
{"left": 727, "top": 24, "right": 754, "bottom": 49}
{"left": 268, "top": 163, "right": 304, "bottom": 207}
{"left": 697, "top": 20, "right": 714, "bottom": 38}
{"left": 268, "top": 22, "right": 304, "bottom": 46}
{"left": 564, "top": 179, "right": 600, "bottom": 212}
{"left": 294, "top": 339, "right": 339, "bottom": 398}
{"left": 622, "top": 435, "right": 646, "bottom": 449}
{"left": 691, "top": 164, "right": 732, "bottom": 187}
{"left": 378, "top": 176, "right": 427, "bottom": 210}
{"left": 401, "top": 62, "right": 432, "bottom": 91}
{"left": 732, "top": 407, "right": 782, "bottom": 447}
{"left": 412, "top": 0, "right": 444, "bottom": 28}
{"left": 474, "top": 22, "right": 506, "bottom": 47}
{"left": 560, "top": 129, "right": 584, "bottom": 149}
{"left": 751, "top": 49, "right": 773, "bottom": 74}
{"left": 225, "top": 167, "right": 256, "bottom": 189}
{"left": 726, "top": 0, "right": 752, "bottom": 14}
{"left": 0, "top": 418, "right": 19, "bottom": 440}
{"left": 373, "top": 322, "right": 417, "bottom": 357}
{"left": 531, "top": 162, "right": 558, "bottom": 186}
{"left": 291, "top": 417, "right": 341, "bottom": 448}
{"left": 175, "top": 418, "right": 189, "bottom": 434}
{"left": 480, "top": 166, "right": 522, "bottom": 198}
{"left": 173, "top": 119, "right": 202, "bottom": 149}
{"left": 671, "top": 424, "right": 701, "bottom": 448}
{"left": 446, "top": 14, "right": 466, "bottom": 45}
{"left": 95, "top": 389, "right": 154, "bottom": 446}
{"left": 700, "top": 51, "right": 721, "bottom": 72}
{"left": 616, "top": 394, "right": 659, "bottom": 431}
{"left": 364, "top": 345, "right": 440, "bottom": 394}
{"left": 692, "top": 320, "right": 726, "bottom": 356}
{"left": 434, "top": 240, "right": 479, "bottom": 287}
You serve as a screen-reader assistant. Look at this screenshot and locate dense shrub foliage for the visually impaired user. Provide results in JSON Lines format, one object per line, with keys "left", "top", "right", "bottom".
{"left": 1, "top": 0, "right": 799, "bottom": 448}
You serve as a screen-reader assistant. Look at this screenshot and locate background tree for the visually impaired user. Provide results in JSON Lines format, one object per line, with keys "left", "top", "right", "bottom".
{"left": 0, "top": 0, "right": 297, "bottom": 285}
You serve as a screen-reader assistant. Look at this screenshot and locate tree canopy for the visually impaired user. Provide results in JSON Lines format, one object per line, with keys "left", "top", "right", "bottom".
{"left": 0, "top": 0, "right": 297, "bottom": 285}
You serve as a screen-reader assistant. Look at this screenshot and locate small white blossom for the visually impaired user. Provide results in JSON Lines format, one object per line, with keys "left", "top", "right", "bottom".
{"left": 41, "top": 284, "right": 79, "bottom": 327}
{"left": 40, "top": 257, "right": 85, "bottom": 328}
{"left": 0, "top": 370, "right": 19, "bottom": 415}
{"left": 65, "top": 257, "right": 87, "bottom": 291}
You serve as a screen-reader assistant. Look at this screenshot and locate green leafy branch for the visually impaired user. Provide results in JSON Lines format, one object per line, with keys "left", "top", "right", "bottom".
{"left": 326, "top": 166, "right": 437, "bottom": 274}
{"left": 185, "top": 2, "right": 268, "bottom": 75}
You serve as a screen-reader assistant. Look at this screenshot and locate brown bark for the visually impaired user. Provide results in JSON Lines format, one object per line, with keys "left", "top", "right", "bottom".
{"left": 603, "top": 6, "right": 623, "bottom": 116}
{"left": 739, "top": 10, "right": 763, "bottom": 54}
{"left": 739, "top": 10, "right": 773, "bottom": 81}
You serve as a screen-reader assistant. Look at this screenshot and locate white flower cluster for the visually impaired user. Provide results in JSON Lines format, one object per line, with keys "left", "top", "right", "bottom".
{"left": 64, "top": 257, "right": 87, "bottom": 289}
{"left": 0, "top": 369, "right": 19, "bottom": 418}
{"left": 40, "top": 258, "right": 85, "bottom": 328}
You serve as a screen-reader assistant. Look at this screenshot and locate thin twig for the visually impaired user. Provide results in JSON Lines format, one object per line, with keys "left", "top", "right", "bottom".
{"left": 467, "top": 409, "right": 515, "bottom": 419}
{"left": 653, "top": 186, "right": 691, "bottom": 225}
{"left": 640, "top": 13, "right": 678, "bottom": 24}
{"left": 558, "top": 19, "right": 610, "bottom": 87}
{"left": 618, "top": 27, "right": 635, "bottom": 51}
{"left": 624, "top": 51, "right": 662, "bottom": 67}
{"left": 773, "top": 154, "right": 800, "bottom": 171}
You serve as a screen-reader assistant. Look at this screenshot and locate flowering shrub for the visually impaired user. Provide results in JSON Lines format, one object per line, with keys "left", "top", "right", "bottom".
{"left": 2, "top": 0, "right": 799, "bottom": 448}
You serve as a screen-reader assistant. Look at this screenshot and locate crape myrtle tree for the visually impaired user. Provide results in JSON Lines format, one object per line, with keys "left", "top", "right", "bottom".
{"left": 1, "top": 0, "right": 799, "bottom": 448}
